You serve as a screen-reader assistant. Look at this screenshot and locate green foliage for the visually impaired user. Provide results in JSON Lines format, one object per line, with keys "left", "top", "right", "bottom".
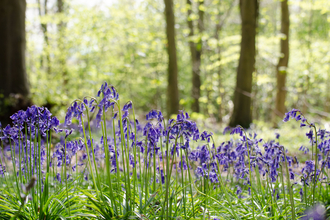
{"left": 26, "top": 0, "right": 330, "bottom": 122}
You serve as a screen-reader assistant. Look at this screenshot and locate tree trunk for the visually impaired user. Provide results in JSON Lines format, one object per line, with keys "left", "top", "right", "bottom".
{"left": 215, "top": 11, "right": 224, "bottom": 122}
{"left": 37, "top": 0, "right": 51, "bottom": 75}
{"left": 326, "top": 65, "right": 330, "bottom": 112}
{"left": 274, "top": 0, "right": 289, "bottom": 119}
{"left": 187, "top": 0, "right": 203, "bottom": 113}
{"left": 215, "top": 0, "right": 235, "bottom": 122}
{"left": 229, "top": 0, "right": 258, "bottom": 128}
{"left": 0, "top": 0, "right": 30, "bottom": 125}
{"left": 57, "top": 0, "right": 68, "bottom": 87}
{"left": 164, "top": 0, "right": 179, "bottom": 117}
{"left": 303, "top": 0, "right": 313, "bottom": 113}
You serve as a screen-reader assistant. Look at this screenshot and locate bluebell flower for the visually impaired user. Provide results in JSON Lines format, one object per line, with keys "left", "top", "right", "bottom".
{"left": 56, "top": 173, "right": 61, "bottom": 183}
{"left": 230, "top": 126, "right": 243, "bottom": 136}
{"left": 161, "top": 169, "right": 165, "bottom": 184}
{"left": 301, "top": 204, "right": 325, "bottom": 220}
{"left": 97, "top": 83, "right": 119, "bottom": 111}
{"left": 209, "top": 171, "right": 219, "bottom": 183}
{"left": 65, "top": 129, "right": 73, "bottom": 139}
{"left": 235, "top": 185, "right": 242, "bottom": 195}
{"left": 122, "top": 110, "right": 129, "bottom": 119}
{"left": 0, "top": 164, "right": 5, "bottom": 177}
{"left": 223, "top": 126, "right": 231, "bottom": 135}
{"left": 283, "top": 109, "right": 308, "bottom": 124}
{"left": 122, "top": 101, "right": 132, "bottom": 111}
{"left": 306, "top": 130, "right": 313, "bottom": 141}
{"left": 178, "top": 159, "right": 188, "bottom": 170}
{"left": 195, "top": 166, "right": 204, "bottom": 178}
{"left": 275, "top": 133, "right": 280, "bottom": 139}
{"left": 181, "top": 141, "right": 190, "bottom": 150}
{"left": 299, "top": 187, "right": 303, "bottom": 201}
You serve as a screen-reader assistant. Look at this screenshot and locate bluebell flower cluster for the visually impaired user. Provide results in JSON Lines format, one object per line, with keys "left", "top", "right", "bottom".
{"left": 0, "top": 106, "right": 61, "bottom": 182}
{"left": 65, "top": 101, "right": 86, "bottom": 126}
{"left": 2, "top": 81, "right": 330, "bottom": 220}
{"left": 0, "top": 164, "right": 5, "bottom": 177}
{"left": 301, "top": 204, "right": 325, "bottom": 220}
{"left": 283, "top": 109, "right": 309, "bottom": 128}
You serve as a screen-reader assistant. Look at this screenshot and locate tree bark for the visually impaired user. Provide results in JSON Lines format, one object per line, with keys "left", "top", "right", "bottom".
{"left": 164, "top": 0, "right": 179, "bottom": 117}
{"left": 274, "top": 0, "right": 289, "bottom": 119}
{"left": 187, "top": 0, "right": 203, "bottom": 113}
{"left": 325, "top": 14, "right": 330, "bottom": 112}
{"left": 37, "top": 0, "right": 51, "bottom": 75}
{"left": 57, "top": 0, "right": 68, "bottom": 87}
{"left": 229, "top": 0, "right": 258, "bottom": 128}
{"left": 214, "top": 0, "right": 235, "bottom": 122}
{"left": 0, "top": 0, "right": 30, "bottom": 125}
{"left": 303, "top": 0, "right": 313, "bottom": 113}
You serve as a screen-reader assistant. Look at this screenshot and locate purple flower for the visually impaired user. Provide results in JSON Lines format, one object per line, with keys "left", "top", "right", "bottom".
{"left": 306, "top": 130, "right": 313, "bottom": 141}
{"left": 122, "top": 101, "right": 132, "bottom": 111}
{"left": 65, "top": 129, "right": 73, "bottom": 139}
{"left": 0, "top": 164, "right": 5, "bottom": 177}
{"left": 195, "top": 166, "right": 204, "bottom": 178}
{"left": 65, "top": 102, "right": 84, "bottom": 126}
{"left": 56, "top": 173, "right": 61, "bottom": 183}
{"left": 97, "top": 83, "right": 119, "bottom": 112}
{"left": 161, "top": 169, "right": 165, "bottom": 184}
{"left": 209, "top": 171, "right": 219, "bottom": 183}
{"left": 235, "top": 185, "right": 242, "bottom": 195}
{"left": 299, "top": 188, "right": 303, "bottom": 200}
{"left": 146, "top": 110, "right": 164, "bottom": 122}
{"left": 223, "top": 126, "right": 231, "bottom": 135}
{"left": 283, "top": 109, "right": 306, "bottom": 123}
{"left": 275, "top": 133, "right": 280, "bottom": 139}
{"left": 230, "top": 126, "right": 243, "bottom": 136}
{"left": 301, "top": 204, "right": 325, "bottom": 220}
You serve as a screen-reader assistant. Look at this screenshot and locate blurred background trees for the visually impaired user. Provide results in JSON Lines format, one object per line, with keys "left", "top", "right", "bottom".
{"left": 1, "top": 0, "right": 330, "bottom": 127}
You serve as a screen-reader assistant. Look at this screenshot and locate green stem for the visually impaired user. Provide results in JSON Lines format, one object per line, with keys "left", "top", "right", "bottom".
{"left": 280, "top": 165, "right": 288, "bottom": 219}
{"left": 240, "top": 126, "right": 255, "bottom": 219}
{"left": 283, "top": 147, "right": 295, "bottom": 219}
{"left": 80, "top": 116, "right": 99, "bottom": 198}
{"left": 131, "top": 105, "right": 138, "bottom": 211}
{"left": 312, "top": 125, "right": 318, "bottom": 204}
{"left": 64, "top": 138, "right": 71, "bottom": 216}
{"left": 112, "top": 117, "right": 122, "bottom": 214}
{"left": 117, "top": 100, "right": 130, "bottom": 212}
{"left": 102, "top": 107, "right": 116, "bottom": 212}
{"left": 143, "top": 130, "right": 149, "bottom": 214}
{"left": 184, "top": 148, "right": 194, "bottom": 218}
{"left": 179, "top": 147, "right": 186, "bottom": 218}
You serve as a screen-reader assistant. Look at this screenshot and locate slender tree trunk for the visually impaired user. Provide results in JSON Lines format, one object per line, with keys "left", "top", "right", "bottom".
{"left": 326, "top": 65, "right": 330, "bottom": 112}
{"left": 303, "top": 0, "right": 314, "bottom": 113}
{"left": 57, "top": 0, "right": 68, "bottom": 87}
{"left": 326, "top": 14, "right": 330, "bottom": 112}
{"left": 193, "top": 0, "right": 203, "bottom": 113}
{"left": 229, "top": 0, "right": 258, "bottom": 128}
{"left": 37, "top": 0, "right": 51, "bottom": 75}
{"left": 187, "top": 0, "right": 203, "bottom": 113}
{"left": 0, "top": 0, "right": 30, "bottom": 125}
{"left": 215, "top": 18, "right": 224, "bottom": 121}
{"left": 274, "top": 0, "right": 289, "bottom": 119}
{"left": 215, "top": 1, "right": 235, "bottom": 122}
{"left": 164, "top": 0, "right": 179, "bottom": 117}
